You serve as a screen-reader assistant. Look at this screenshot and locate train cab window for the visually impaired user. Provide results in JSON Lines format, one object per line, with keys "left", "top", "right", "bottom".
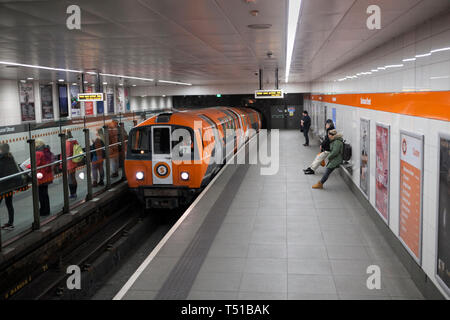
{"left": 153, "top": 127, "right": 171, "bottom": 154}
{"left": 130, "top": 128, "right": 149, "bottom": 154}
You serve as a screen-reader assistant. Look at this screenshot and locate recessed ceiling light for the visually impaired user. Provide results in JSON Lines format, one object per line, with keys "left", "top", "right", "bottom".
{"left": 132, "top": 84, "right": 136, "bottom": 87}
{"left": 27, "top": 77, "right": 34, "bottom": 80}
{"left": 119, "top": 83, "right": 123, "bottom": 86}
{"left": 102, "top": 82, "right": 107, "bottom": 85}
{"left": 83, "top": 81, "right": 88, "bottom": 84}
{"left": 58, "top": 79, "right": 64, "bottom": 82}
{"left": 162, "top": 95, "right": 166, "bottom": 97}
{"left": 20, "top": 80, "right": 26, "bottom": 83}
{"left": 72, "top": 83, "right": 77, "bottom": 85}
{"left": 247, "top": 24, "right": 272, "bottom": 30}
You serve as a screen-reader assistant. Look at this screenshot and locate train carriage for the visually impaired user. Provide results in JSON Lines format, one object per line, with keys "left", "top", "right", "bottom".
{"left": 125, "top": 107, "right": 261, "bottom": 209}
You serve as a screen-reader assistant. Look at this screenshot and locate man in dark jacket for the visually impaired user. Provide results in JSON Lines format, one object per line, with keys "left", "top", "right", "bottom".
{"left": 301, "top": 111, "right": 311, "bottom": 146}
{"left": 312, "top": 129, "right": 343, "bottom": 189}
{"left": 303, "top": 119, "right": 335, "bottom": 174}
{"left": 0, "top": 143, "right": 20, "bottom": 230}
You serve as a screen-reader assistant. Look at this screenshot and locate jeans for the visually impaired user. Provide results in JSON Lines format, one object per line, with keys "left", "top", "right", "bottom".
{"left": 303, "top": 129, "right": 310, "bottom": 145}
{"left": 311, "top": 151, "right": 330, "bottom": 171}
{"left": 92, "top": 161, "right": 104, "bottom": 183}
{"left": 38, "top": 184, "right": 50, "bottom": 216}
{"left": 320, "top": 167, "right": 336, "bottom": 185}
{"left": 0, "top": 194, "right": 14, "bottom": 225}
{"left": 68, "top": 171, "right": 77, "bottom": 196}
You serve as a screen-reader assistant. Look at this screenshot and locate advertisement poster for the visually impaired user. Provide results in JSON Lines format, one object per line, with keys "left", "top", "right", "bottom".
{"left": 125, "top": 87, "right": 131, "bottom": 111}
{"left": 116, "top": 86, "right": 125, "bottom": 113}
{"left": 84, "top": 86, "right": 94, "bottom": 116}
{"left": 360, "top": 118, "right": 370, "bottom": 198}
{"left": 332, "top": 108, "right": 337, "bottom": 128}
{"left": 70, "top": 85, "right": 81, "bottom": 117}
{"left": 97, "top": 100, "right": 104, "bottom": 114}
{"left": 19, "top": 82, "right": 36, "bottom": 122}
{"left": 375, "top": 124, "right": 390, "bottom": 222}
{"left": 58, "top": 84, "right": 69, "bottom": 118}
{"left": 40, "top": 85, "right": 54, "bottom": 120}
{"left": 437, "top": 135, "right": 450, "bottom": 293}
{"left": 399, "top": 131, "right": 424, "bottom": 263}
{"left": 107, "top": 93, "right": 114, "bottom": 114}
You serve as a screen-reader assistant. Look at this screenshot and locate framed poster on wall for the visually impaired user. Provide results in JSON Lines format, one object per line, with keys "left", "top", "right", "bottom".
{"left": 58, "top": 84, "right": 69, "bottom": 118}
{"left": 125, "top": 87, "right": 131, "bottom": 111}
{"left": 40, "top": 84, "right": 54, "bottom": 120}
{"left": 399, "top": 130, "right": 424, "bottom": 264}
{"left": 436, "top": 133, "right": 450, "bottom": 294}
{"left": 332, "top": 108, "right": 337, "bottom": 129}
{"left": 360, "top": 118, "right": 370, "bottom": 198}
{"left": 375, "top": 123, "right": 390, "bottom": 223}
{"left": 70, "top": 85, "right": 81, "bottom": 117}
{"left": 84, "top": 86, "right": 94, "bottom": 116}
{"left": 116, "top": 86, "right": 125, "bottom": 113}
{"left": 19, "top": 81, "right": 36, "bottom": 122}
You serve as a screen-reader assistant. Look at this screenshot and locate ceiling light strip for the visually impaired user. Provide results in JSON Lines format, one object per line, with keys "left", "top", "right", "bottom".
{"left": 285, "top": 0, "right": 302, "bottom": 83}
{"left": 158, "top": 80, "right": 192, "bottom": 86}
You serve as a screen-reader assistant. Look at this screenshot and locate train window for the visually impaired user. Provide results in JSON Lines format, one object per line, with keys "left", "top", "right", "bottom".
{"left": 130, "top": 128, "right": 149, "bottom": 154}
{"left": 153, "top": 127, "right": 171, "bottom": 154}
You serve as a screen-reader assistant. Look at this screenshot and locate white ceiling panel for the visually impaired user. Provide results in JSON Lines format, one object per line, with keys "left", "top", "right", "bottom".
{"left": 0, "top": 0, "right": 449, "bottom": 86}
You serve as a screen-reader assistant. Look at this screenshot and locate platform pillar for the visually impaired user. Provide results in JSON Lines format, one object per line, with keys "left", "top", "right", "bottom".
{"left": 103, "top": 125, "right": 111, "bottom": 189}
{"left": 28, "top": 139, "right": 40, "bottom": 230}
{"left": 84, "top": 128, "right": 93, "bottom": 201}
{"left": 59, "top": 133, "right": 70, "bottom": 214}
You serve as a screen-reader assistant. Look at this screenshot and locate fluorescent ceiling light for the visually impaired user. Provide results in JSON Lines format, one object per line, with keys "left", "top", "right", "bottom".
{"left": 102, "top": 82, "right": 107, "bottom": 85}
{"left": 403, "top": 57, "right": 416, "bottom": 62}
{"left": 0, "top": 61, "right": 82, "bottom": 73}
{"left": 100, "top": 73, "right": 154, "bottom": 82}
{"left": 416, "top": 53, "right": 431, "bottom": 58}
{"left": 27, "top": 77, "right": 34, "bottom": 80}
{"left": 158, "top": 80, "right": 192, "bottom": 86}
{"left": 430, "top": 76, "right": 450, "bottom": 80}
{"left": 58, "top": 79, "right": 64, "bottom": 82}
{"left": 431, "top": 47, "right": 450, "bottom": 53}
{"left": 371, "top": 69, "right": 379, "bottom": 72}
{"left": 285, "top": 0, "right": 302, "bottom": 83}
{"left": 377, "top": 67, "right": 386, "bottom": 70}
{"left": 385, "top": 64, "right": 404, "bottom": 68}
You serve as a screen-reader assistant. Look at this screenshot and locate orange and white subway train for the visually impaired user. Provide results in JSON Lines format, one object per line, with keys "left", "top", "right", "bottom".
{"left": 125, "top": 107, "right": 262, "bottom": 209}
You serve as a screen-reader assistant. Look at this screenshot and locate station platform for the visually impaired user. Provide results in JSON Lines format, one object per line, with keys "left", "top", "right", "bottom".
{"left": 115, "top": 130, "right": 424, "bottom": 300}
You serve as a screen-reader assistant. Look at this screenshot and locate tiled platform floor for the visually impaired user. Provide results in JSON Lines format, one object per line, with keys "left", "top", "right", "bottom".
{"left": 120, "top": 130, "right": 423, "bottom": 300}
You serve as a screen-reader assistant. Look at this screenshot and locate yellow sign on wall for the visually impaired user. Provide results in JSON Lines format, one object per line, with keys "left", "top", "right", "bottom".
{"left": 255, "top": 90, "right": 284, "bottom": 99}
{"left": 77, "top": 93, "right": 104, "bottom": 102}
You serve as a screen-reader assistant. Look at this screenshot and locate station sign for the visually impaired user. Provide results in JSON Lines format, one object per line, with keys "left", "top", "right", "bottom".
{"left": 255, "top": 89, "right": 284, "bottom": 99}
{"left": 77, "top": 93, "right": 105, "bottom": 102}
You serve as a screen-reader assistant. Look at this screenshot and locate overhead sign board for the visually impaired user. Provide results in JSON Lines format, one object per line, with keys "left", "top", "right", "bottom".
{"left": 77, "top": 93, "right": 104, "bottom": 102}
{"left": 255, "top": 90, "right": 284, "bottom": 99}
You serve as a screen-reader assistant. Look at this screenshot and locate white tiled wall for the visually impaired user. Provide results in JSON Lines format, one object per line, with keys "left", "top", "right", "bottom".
{"left": 305, "top": 8, "right": 450, "bottom": 300}
{"left": 312, "top": 11, "right": 450, "bottom": 94}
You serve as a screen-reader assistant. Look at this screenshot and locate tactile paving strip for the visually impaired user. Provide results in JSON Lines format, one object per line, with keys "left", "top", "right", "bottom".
{"left": 155, "top": 164, "right": 250, "bottom": 300}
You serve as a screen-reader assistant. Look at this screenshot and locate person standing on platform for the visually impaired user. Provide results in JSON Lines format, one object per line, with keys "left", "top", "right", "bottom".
{"left": 0, "top": 143, "right": 20, "bottom": 230}
{"left": 107, "top": 119, "right": 120, "bottom": 178}
{"left": 312, "top": 129, "right": 343, "bottom": 189}
{"left": 35, "top": 139, "right": 54, "bottom": 216}
{"left": 303, "top": 119, "right": 335, "bottom": 174}
{"left": 65, "top": 130, "right": 79, "bottom": 199}
{"left": 91, "top": 128, "right": 105, "bottom": 187}
{"left": 301, "top": 111, "right": 311, "bottom": 146}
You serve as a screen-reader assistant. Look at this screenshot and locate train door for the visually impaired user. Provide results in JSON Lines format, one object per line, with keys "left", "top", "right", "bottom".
{"left": 151, "top": 126, "right": 173, "bottom": 184}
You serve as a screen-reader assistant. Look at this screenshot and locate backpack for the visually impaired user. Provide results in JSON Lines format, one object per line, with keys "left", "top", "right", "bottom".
{"left": 342, "top": 140, "right": 352, "bottom": 162}
{"left": 72, "top": 143, "right": 84, "bottom": 163}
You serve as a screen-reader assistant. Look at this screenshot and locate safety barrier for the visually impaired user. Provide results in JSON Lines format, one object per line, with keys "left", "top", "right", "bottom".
{"left": 0, "top": 111, "right": 160, "bottom": 249}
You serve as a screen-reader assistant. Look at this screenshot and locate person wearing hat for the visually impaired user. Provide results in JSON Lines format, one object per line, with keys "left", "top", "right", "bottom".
{"left": 0, "top": 143, "right": 20, "bottom": 230}
{"left": 304, "top": 119, "right": 335, "bottom": 175}
{"left": 312, "top": 129, "right": 344, "bottom": 189}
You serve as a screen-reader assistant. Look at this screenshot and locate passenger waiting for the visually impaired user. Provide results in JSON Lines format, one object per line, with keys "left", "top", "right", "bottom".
{"left": 312, "top": 129, "right": 344, "bottom": 189}
{"left": 303, "top": 119, "right": 335, "bottom": 175}
{"left": 34, "top": 139, "right": 54, "bottom": 216}
{"left": 0, "top": 143, "right": 20, "bottom": 230}
{"left": 65, "top": 130, "right": 80, "bottom": 199}
{"left": 300, "top": 111, "right": 311, "bottom": 147}
{"left": 91, "top": 128, "right": 105, "bottom": 187}
{"left": 107, "top": 120, "right": 120, "bottom": 178}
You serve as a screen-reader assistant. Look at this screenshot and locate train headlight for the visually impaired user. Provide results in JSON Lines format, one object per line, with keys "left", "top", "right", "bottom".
{"left": 136, "top": 171, "right": 145, "bottom": 180}
{"left": 180, "top": 172, "right": 190, "bottom": 181}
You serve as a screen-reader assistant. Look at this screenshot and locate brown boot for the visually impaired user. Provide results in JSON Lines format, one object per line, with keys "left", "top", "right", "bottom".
{"left": 312, "top": 181, "right": 323, "bottom": 189}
